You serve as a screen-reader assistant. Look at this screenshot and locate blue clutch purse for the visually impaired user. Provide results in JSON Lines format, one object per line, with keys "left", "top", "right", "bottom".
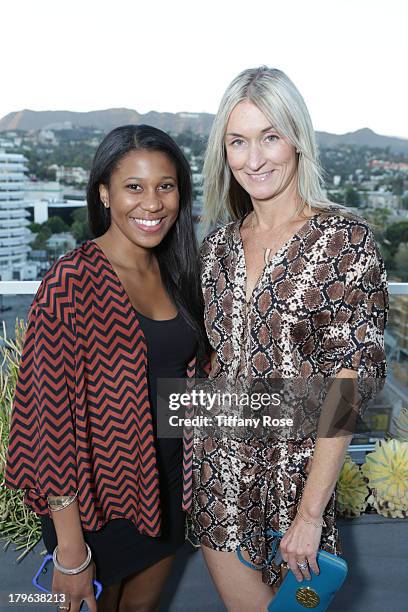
{"left": 236, "top": 529, "right": 348, "bottom": 611}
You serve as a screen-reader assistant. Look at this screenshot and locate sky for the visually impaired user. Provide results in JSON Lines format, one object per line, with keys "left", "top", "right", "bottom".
{"left": 1, "top": 0, "right": 407, "bottom": 138}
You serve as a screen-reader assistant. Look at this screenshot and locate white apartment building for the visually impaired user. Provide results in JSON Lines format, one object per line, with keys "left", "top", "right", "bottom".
{"left": 0, "top": 148, "right": 34, "bottom": 280}
{"left": 365, "top": 190, "right": 400, "bottom": 210}
{"left": 48, "top": 164, "right": 89, "bottom": 184}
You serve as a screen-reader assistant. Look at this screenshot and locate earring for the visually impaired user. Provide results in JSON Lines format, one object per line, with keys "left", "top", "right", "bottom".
{"left": 296, "top": 148, "right": 301, "bottom": 154}
{"left": 102, "top": 201, "right": 109, "bottom": 209}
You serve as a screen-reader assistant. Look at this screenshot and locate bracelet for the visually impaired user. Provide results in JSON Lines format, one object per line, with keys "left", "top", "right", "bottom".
{"left": 53, "top": 543, "right": 92, "bottom": 575}
{"left": 48, "top": 491, "right": 78, "bottom": 512}
{"left": 296, "top": 508, "right": 326, "bottom": 528}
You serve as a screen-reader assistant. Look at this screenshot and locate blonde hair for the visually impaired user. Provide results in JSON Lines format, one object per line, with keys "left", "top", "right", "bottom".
{"left": 202, "top": 66, "right": 342, "bottom": 230}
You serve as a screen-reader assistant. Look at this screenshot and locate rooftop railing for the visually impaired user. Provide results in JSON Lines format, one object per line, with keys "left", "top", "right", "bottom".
{"left": 0, "top": 281, "right": 406, "bottom": 296}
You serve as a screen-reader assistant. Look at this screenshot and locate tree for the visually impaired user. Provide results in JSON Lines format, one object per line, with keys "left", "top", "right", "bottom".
{"left": 368, "top": 207, "right": 391, "bottom": 232}
{"left": 392, "top": 176, "right": 404, "bottom": 196}
{"left": 344, "top": 186, "right": 361, "bottom": 207}
{"left": 71, "top": 207, "right": 92, "bottom": 242}
{"left": 395, "top": 243, "right": 408, "bottom": 281}
{"left": 29, "top": 222, "right": 43, "bottom": 233}
{"left": 377, "top": 242, "right": 394, "bottom": 272}
{"left": 30, "top": 226, "right": 52, "bottom": 250}
{"left": 72, "top": 207, "right": 88, "bottom": 224}
{"left": 384, "top": 221, "right": 408, "bottom": 255}
{"left": 44, "top": 216, "right": 69, "bottom": 233}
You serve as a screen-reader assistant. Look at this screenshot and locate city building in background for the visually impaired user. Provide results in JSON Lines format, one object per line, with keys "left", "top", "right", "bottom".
{"left": 24, "top": 181, "right": 86, "bottom": 225}
{"left": 0, "top": 143, "right": 35, "bottom": 280}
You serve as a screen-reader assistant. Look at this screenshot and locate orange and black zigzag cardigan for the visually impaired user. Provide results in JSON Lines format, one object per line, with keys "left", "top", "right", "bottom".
{"left": 5, "top": 240, "right": 197, "bottom": 536}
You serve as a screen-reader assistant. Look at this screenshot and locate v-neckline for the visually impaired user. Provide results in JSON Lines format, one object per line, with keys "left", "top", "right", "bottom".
{"left": 235, "top": 212, "right": 321, "bottom": 304}
{"left": 88, "top": 239, "right": 180, "bottom": 323}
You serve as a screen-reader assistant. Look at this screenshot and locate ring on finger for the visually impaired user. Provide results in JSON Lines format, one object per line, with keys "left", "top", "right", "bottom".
{"left": 296, "top": 560, "right": 308, "bottom": 570}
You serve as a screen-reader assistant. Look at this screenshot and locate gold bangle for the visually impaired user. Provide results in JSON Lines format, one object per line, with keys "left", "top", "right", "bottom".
{"left": 296, "top": 507, "right": 325, "bottom": 528}
{"left": 48, "top": 491, "right": 78, "bottom": 512}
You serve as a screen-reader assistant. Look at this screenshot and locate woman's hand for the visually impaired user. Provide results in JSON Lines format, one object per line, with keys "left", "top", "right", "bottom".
{"left": 52, "top": 548, "right": 97, "bottom": 612}
{"left": 47, "top": 498, "right": 97, "bottom": 611}
{"left": 279, "top": 513, "right": 322, "bottom": 582}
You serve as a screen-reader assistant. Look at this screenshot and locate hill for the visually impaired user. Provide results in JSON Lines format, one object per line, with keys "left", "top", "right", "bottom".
{"left": 0, "top": 108, "right": 214, "bottom": 135}
{"left": 1, "top": 110, "right": 407, "bottom": 153}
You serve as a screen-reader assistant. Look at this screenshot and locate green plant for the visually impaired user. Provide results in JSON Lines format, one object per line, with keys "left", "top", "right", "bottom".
{"left": 0, "top": 320, "right": 41, "bottom": 560}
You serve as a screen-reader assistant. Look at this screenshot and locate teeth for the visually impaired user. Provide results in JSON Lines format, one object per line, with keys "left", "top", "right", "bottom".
{"left": 249, "top": 171, "right": 273, "bottom": 181}
{"left": 132, "top": 218, "right": 162, "bottom": 226}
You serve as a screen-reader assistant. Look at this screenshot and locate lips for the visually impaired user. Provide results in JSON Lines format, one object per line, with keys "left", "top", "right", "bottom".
{"left": 246, "top": 170, "right": 275, "bottom": 182}
{"left": 129, "top": 217, "right": 164, "bottom": 233}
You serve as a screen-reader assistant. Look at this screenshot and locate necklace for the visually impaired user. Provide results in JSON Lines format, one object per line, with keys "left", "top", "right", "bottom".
{"left": 250, "top": 211, "right": 293, "bottom": 265}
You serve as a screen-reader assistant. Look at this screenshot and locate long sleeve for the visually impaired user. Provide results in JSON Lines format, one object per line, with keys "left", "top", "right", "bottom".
{"left": 5, "top": 304, "right": 77, "bottom": 513}
{"left": 320, "top": 228, "right": 389, "bottom": 418}
{"left": 338, "top": 239, "right": 387, "bottom": 376}
{"left": 328, "top": 232, "right": 388, "bottom": 378}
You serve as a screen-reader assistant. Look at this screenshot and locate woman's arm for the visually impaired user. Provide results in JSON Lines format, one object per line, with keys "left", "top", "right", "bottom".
{"left": 48, "top": 497, "right": 97, "bottom": 612}
{"left": 280, "top": 225, "right": 388, "bottom": 581}
{"left": 6, "top": 290, "right": 98, "bottom": 611}
{"left": 299, "top": 367, "right": 357, "bottom": 518}
{"left": 279, "top": 367, "right": 356, "bottom": 582}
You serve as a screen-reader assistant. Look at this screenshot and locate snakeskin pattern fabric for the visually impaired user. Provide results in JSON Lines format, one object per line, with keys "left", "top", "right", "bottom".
{"left": 191, "top": 208, "right": 388, "bottom": 586}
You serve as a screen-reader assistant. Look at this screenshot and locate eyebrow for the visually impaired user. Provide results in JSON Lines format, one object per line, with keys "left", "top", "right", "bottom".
{"left": 123, "top": 175, "right": 176, "bottom": 182}
{"left": 225, "top": 126, "right": 277, "bottom": 137}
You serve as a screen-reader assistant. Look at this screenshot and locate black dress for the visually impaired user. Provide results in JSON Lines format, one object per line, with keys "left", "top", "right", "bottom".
{"left": 41, "top": 310, "right": 197, "bottom": 586}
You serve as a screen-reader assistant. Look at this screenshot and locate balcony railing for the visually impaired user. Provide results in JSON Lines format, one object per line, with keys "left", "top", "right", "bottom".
{"left": 0, "top": 281, "right": 406, "bottom": 296}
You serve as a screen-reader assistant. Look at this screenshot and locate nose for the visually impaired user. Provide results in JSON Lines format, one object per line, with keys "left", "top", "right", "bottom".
{"left": 246, "top": 142, "right": 266, "bottom": 172}
{"left": 140, "top": 189, "right": 164, "bottom": 212}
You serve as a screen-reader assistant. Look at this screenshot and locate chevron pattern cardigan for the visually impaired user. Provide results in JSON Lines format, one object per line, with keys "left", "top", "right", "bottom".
{"left": 5, "top": 240, "right": 196, "bottom": 536}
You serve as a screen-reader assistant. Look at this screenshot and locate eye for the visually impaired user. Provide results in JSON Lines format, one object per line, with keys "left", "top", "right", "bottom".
{"left": 265, "top": 134, "right": 279, "bottom": 143}
{"left": 158, "top": 183, "right": 176, "bottom": 191}
{"left": 127, "top": 183, "right": 142, "bottom": 191}
{"left": 230, "top": 138, "right": 245, "bottom": 147}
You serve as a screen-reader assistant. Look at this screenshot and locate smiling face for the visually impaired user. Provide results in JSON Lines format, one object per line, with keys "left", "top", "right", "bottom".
{"left": 224, "top": 100, "right": 298, "bottom": 205}
{"left": 99, "top": 149, "right": 179, "bottom": 250}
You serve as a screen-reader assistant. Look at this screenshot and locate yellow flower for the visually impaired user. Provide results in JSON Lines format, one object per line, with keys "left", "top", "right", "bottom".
{"left": 362, "top": 439, "right": 408, "bottom": 500}
{"left": 367, "top": 491, "right": 408, "bottom": 519}
{"left": 337, "top": 456, "right": 369, "bottom": 517}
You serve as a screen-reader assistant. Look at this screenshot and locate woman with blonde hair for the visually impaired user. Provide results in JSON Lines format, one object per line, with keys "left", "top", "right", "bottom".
{"left": 189, "top": 67, "right": 388, "bottom": 610}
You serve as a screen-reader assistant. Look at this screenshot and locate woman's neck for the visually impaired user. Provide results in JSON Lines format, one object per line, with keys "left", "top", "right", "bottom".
{"left": 249, "top": 182, "right": 306, "bottom": 231}
{"left": 95, "top": 226, "right": 156, "bottom": 273}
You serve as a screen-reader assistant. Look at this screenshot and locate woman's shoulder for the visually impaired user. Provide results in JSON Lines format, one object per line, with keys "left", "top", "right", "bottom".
{"left": 201, "top": 220, "right": 236, "bottom": 243}
{"left": 315, "top": 205, "right": 378, "bottom": 255}
{"left": 33, "top": 241, "right": 100, "bottom": 320}
{"left": 200, "top": 220, "right": 238, "bottom": 256}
